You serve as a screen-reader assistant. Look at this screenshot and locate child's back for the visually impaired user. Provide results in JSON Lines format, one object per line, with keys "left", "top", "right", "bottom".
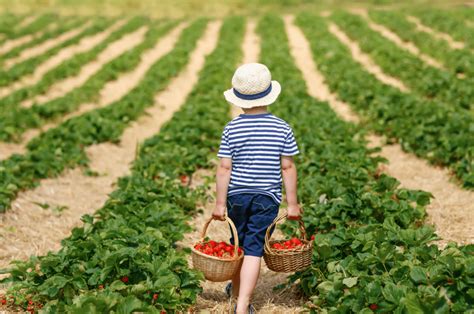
{"left": 218, "top": 112, "right": 298, "bottom": 205}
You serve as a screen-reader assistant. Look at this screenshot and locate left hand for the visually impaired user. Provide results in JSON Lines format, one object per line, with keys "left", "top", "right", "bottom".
{"left": 212, "top": 204, "right": 226, "bottom": 221}
{"left": 287, "top": 204, "right": 302, "bottom": 220}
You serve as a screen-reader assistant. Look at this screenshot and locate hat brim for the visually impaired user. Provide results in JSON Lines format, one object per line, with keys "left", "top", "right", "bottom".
{"left": 223, "top": 80, "right": 281, "bottom": 109}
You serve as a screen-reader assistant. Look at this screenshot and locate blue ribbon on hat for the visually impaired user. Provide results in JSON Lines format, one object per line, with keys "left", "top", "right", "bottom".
{"left": 233, "top": 83, "right": 272, "bottom": 100}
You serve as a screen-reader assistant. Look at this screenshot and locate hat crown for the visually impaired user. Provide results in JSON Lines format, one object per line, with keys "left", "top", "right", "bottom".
{"left": 232, "top": 63, "right": 271, "bottom": 95}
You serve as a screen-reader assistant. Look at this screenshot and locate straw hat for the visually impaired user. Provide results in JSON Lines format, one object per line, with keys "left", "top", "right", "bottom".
{"left": 224, "top": 63, "right": 281, "bottom": 109}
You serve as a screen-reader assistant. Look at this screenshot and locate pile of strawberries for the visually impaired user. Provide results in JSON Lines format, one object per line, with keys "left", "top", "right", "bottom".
{"left": 0, "top": 295, "right": 43, "bottom": 314}
{"left": 272, "top": 237, "right": 306, "bottom": 250}
{"left": 194, "top": 240, "right": 243, "bottom": 259}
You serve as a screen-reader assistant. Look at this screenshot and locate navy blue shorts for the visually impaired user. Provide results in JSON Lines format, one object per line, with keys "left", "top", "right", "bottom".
{"left": 226, "top": 193, "right": 279, "bottom": 257}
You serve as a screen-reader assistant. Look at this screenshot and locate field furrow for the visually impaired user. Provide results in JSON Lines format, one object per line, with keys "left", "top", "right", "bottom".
{"left": 21, "top": 25, "right": 148, "bottom": 108}
{"left": 0, "top": 20, "right": 219, "bottom": 270}
{"left": 184, "top": 18, "right": 306, "bottom": 313}
{"left": 0, "top": 22, "right": 183, "bottom": 161}
{"left": 0, "top": 18, "right": 91, "bottom": 87}
{"left": 0, "top": 18, "right": 153, "bottom": 142}
{"left": 332, "top": 11, "right": 474, "bottom": 111}
{"left": 407, "top": 15, "right": 466, "bottom": 50}
{"left": 1, "top": 17, "right": 242, "bottom": 313}
{"left": 297, "top": 13, "right": 473, "bottom": 188}
{"left": 0, "top": 19, "right": 207, "bottom": 213}
{"left": 0, "top": 19, "right": 124, "bottom": 99}
{"left": 328, "top": 23, "right": 409, "bottom": 92}
{"left": 261, "top": 14, "right": 472, "bottom": 312}
{"left": 412, "top": 9, "right": 474, "bottom": 48}
{"left": 358, "top": 11, "right": 444, "bottom": 69}
{"left": 368, "top": 11, "right": 474, "bottom": 79}
{"left": 0, "top": 26, "right": 52, "bottom": 55}
{"left": 284, "top": 14, "right": 474, "bottom": 246}
{"left": 4, "top": 20, "right": 90, "bottom": 69}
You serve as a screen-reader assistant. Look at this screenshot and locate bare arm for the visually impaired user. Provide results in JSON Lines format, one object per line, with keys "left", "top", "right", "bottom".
{"left": 213, "top": 157, "right": 232, "bottom": 220}
{"left": 281, "top": 156, "right": 301, "bottom": 220}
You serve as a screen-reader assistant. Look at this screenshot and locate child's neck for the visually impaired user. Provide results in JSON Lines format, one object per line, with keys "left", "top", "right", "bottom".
{"left": 242, "top": 106, "right": 269, "bottom": 115}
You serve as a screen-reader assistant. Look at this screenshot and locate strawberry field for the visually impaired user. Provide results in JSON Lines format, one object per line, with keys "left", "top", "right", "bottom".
{"left": 0, "top": 3, "right": 473, "bottom": 313}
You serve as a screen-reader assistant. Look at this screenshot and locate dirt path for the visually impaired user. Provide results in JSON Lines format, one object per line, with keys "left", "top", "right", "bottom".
{"left": 0, "top": 23, "right": 185, "bottom": 161}
{"left": 406, "top": 15, "right": 466, "bottom": 50}
{"left": 4, "top": 22, "right": 90, "bottom": 69}
{"left": 0, "top": 27, "right": 49, "bottom": 55}
{"left": 180, "top": 19, "right": 307, "bottom": 314}
{"left": 17, "top": 15, "right": 38, "bottom": 29}
{"left": 0, "top": 20, "right": 126, "bottom": 99}
{"left": 328, "top": 23, "right": 409, "bottom": 92}
{"left": 285, "top": 15, "right": 474, "bottom": 247}
{"left": 356, "top": 12, "right": 444, "bottom": 69}
{"left": 20, "top": 25, "right": 148, "bottom": 108}
{"left": 0, "top": 20, "right": 221, "bottom": 272}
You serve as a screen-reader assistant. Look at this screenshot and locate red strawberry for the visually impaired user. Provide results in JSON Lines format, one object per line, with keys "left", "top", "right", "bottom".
{"left": 180, "top": 175, "right": 188, "bottom": 184}
{"left": 311, "top": 235, "right": 315, "bottom": 241}
{"left": 209, "top": 240, "right": 217, "bottom": 247}
{"left": 153, "top": 293, "right": 159, "bottom": 300}
{"left": 369, "top": 303, "right": 378, "bottom": 310}
{"left": 121, "top": 276, "right": 129, "bottom": 283}
{"left": 99, "top": 284, "right": 104, "bottom": 290}
{"left": 1, "top": 299, "right": 6, "bottom": 305}
{"left": 291, "top": 238, "right": 302, "bottom": 246}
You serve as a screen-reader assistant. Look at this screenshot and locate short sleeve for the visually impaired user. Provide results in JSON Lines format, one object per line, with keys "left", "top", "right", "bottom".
{"left": 217, "top": 128, "right": 232, "bottom": 158}
{"left": 281, "top": 128, "right": 299, "bottom": 156}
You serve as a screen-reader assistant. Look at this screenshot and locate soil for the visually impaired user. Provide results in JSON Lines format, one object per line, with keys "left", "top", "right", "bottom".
{"left": 284, "top": 15, "right": 474, "bottom": 248}
{"left": 20, "top": 25, "right": 148, "bottom": 108}
{"left": 4, "top": 21, "right": 91, "bottom": 69}
{"left": 0, "top": 20, "right": 126, "bottom": 99}
{"left": 0, "top": 20, "right": 221, "bottom": 272}
{"left": 406, "top": 15, "right": 466, "bottom": 50}
{"left": 180, "top": 19, "right": 307, "bottom": 313}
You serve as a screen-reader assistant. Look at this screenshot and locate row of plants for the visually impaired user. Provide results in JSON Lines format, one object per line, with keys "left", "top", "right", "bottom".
{"left": 0, "top": 17, "right": 166, "bottom": 142}
{"left": 368, "top": 10, "right": 474, "bottom": 78}
{"left": 0, "top": 17, "right": 89, "bottom": 86}
{"left": 0, "top": 17, "right": 114, "bottom": 108}
{"left": 0, "top": 16, "right": 245, "bottom": 313}
{"left": 331, "top": 11, "right": 474, "bottom": 111}
{"left": 0, "top": 16, "right": 87, "bottom": 64}
{"left": 0, "top": 18, "right": 205, "bottom": 213}
{"left": 303, "top": 13, "right": 474, "bottom": 188}
{"left": 258, "top": 14, "right": 473, "bottom": 313}
{"left": 0, "top": 13, "right": 26, "bottom": 37}
{"left": 411, "top": 9, "right": 474, "bottom": 49}
{"left": 0, "top": 13, "right": 55, "bottom": 43}
{"left": 0, "top": 18, "right": 113, "bottom": 106}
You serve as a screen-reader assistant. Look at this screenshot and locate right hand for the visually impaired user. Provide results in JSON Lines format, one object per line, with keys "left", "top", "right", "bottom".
{"left": 212, "top": 204, "right": 226, "bottom": 221}
{"left": 287, "top": 204, "right": 302, "bottom": 220}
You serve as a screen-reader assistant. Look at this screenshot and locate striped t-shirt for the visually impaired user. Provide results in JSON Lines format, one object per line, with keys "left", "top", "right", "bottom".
{"left": 217, "top": 112, "right": 299, "bottom": 204}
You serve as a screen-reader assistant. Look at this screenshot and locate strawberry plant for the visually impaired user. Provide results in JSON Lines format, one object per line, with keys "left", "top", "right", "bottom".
{"left": 332, "top": 11, "right": 474, "bottom": 111}
{"left": 369, "top": 10, "right": 474, "bottom": 78}
{"left": 0, "top": 16, "right": 245, "bottom": 312}
{"left": 258, "top": 14, "right": 473, "bottom": 313}
{"left": 0, "top": 19, "right": 204, "bottom": 212}
{"left": 0, "top": 18, "right": 177, "bottom": 141}
{"left": 296, "top": 13, "right": 474, "bottom": 188}
{"left": 0, "top": 17, "right": 88, "bottom": 86}
{"left": 412, "top": 9, "right": 474, "bottom": 49}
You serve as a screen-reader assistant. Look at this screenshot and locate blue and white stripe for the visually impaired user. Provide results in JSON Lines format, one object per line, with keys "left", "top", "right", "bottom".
{"left": 217, "top": 113, "right": 299, "bottom": 204}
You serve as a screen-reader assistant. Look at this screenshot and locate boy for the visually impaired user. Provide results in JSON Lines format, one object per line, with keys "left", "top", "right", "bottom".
{"left": 212, "top": 63, "right": 301, "bottom": 314}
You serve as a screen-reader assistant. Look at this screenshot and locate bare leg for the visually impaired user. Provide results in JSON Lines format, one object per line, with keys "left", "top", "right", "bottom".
{"left": 232, "top": 262, "right": 242, "bottom": 298}
{"left": 236, "top": 256, "right": 261, "bottom": 313}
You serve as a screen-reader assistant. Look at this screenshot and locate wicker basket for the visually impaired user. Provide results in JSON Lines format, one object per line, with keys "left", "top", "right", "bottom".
{"left": 263, "top": 212, "right": 313, "bottom": 273}
{"left": 191, "top": 216, "right": 243, "bottom": 282}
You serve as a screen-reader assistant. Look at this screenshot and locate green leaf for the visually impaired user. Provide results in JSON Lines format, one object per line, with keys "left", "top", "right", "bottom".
{"left": 342, "top": 277, "right": 358, "bottom": 288}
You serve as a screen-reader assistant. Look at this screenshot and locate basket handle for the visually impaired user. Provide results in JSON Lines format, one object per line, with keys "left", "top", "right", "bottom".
{"left": 200, "top": 216, "right": 240, "bottom": 260}
{"left": 264, "top": 211, "right": 307, "bottom": 252}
